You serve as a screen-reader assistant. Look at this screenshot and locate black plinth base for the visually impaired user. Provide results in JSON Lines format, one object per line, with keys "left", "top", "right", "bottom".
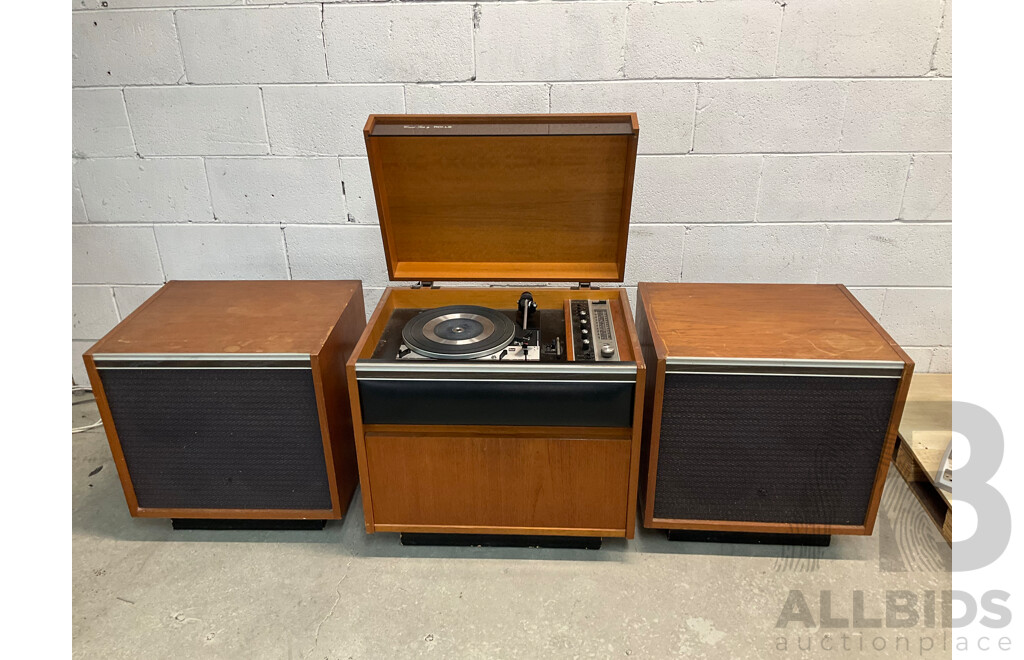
{"left": 667, "top": 529, "right": 831, "bottom": 547}
{"left": 400, "top": 533, "right": 602, "bottom": 550}
{"left": 171, "top": 518, "right": 327, "bottom": 531}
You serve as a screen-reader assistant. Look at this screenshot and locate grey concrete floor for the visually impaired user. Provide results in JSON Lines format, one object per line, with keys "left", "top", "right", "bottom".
{"left": 73, "top": 394, "right": 952, "bottom": 659}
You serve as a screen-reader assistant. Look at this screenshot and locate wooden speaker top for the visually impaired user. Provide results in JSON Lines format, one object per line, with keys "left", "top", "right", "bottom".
{"left": 87, "top": 280, "right": 362, "bottom": 356}
{"left": 363, "top": 114, "right": 639, "bottom": 283}
{"left": 637, "top": 283, "right": 908, "bottom": 363}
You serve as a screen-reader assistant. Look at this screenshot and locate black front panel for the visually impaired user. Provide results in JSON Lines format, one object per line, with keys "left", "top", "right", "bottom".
{"left": 358, "top": 379, "right": 634, "bottom": 427}
{"left": 653, "top": 373, "right": 899, "bottom": 526}
{"left": 99, "top": 368, "right": 332, "bottom": 511}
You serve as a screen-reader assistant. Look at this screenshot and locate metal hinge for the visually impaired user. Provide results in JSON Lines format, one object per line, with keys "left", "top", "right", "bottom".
{"left": 573, "top": 282, "right": 598, "bottom": 290}
{"left": 412, "top": 281, "right": 438, "bottom": 289}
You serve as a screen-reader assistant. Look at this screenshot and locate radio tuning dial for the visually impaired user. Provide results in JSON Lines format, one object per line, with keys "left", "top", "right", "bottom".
{"left": 600, "top": 343, "right": 615, "bottom": 358}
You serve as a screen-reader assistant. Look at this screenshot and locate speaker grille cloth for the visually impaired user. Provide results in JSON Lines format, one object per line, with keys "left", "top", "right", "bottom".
{"left": 99, "top": 368, "right": 332, "bottom": 510}
{"left": 653, "top": 373, "right": 898, "bottom": 526}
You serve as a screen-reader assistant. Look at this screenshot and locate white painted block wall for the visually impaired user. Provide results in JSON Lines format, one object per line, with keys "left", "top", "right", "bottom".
{"left": 71, "top": 0, "right": 953, "bottom": 383}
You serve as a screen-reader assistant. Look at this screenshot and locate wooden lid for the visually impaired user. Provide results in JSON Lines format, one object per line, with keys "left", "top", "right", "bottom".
{"left": 637, "top": 283, "right": 907, "bottom": 363}
{"left": 87, "top": 280, "right": 361, "bottom": 356}
{"left": 364, "top": 114, "right": 639, "bottom": 282}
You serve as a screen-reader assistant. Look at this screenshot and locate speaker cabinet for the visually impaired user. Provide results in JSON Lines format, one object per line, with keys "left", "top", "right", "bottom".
{"left": 635, "top": 283, "right": 913, "bottom": 538}
{"left": 84, "top": 281, "right": 365, "bottom": 522}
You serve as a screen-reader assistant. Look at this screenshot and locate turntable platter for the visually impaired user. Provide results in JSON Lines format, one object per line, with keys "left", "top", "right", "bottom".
{"left": 402, "top": 305, "right": 516, "bottom": 359}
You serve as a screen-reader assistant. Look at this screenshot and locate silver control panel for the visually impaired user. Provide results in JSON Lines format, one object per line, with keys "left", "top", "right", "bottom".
{"left": 571, "top": 299, "right": 619, "bottom": 362}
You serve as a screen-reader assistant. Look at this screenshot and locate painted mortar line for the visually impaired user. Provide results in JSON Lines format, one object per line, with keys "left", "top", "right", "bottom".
{"left": 74, "top": 220, "right": 954, "bottom": 229}
{"left": 752, "top": 155, "right": 765, "bottom": 223}
{"left": 150, "top": 225, "right": 169, "bottom": 283}
{"left": 320, "top": 3, "right": 331, "bottom": 80}
{"left": 257, "top": 86, "right": 273, "bottom": 154}
{"left": 70, "top": 76, "right": 953, "bottom": 91}
{"left": 169, "top": 9, "right": 188, "bottom": 85}
{"left": 119, "top": 88, "right": 141, "bottom": 158}
{"left": 70, "top": 150, "right": 953, "bottom": 161}
{"left": 896, "top": 154, "right": 916, "bottom": 220}
{"left": 772, "top": 0, "right": 786, "bottom": 77}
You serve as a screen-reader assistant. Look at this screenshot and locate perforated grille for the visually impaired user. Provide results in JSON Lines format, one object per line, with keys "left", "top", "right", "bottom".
{"left": 652, "top": 373, "right": 898, "bottom": 526}
{"left": 98, "top": 368, "right": 332, "bottom": 511}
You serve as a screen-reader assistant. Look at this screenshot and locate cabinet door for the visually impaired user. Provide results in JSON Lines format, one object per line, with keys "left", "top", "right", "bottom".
{"left": 365, "top": 430, "right": 631, "bottom": 534}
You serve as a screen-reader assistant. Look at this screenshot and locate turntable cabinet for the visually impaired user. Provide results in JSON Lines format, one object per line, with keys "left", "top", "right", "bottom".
{"left": 84, "top": 280, "right": 365, "bottom": 527}
{"left": 348, "top": 114, "right": 646, "bottom": 544}
{"left": 634, "top": 283, "right": 914, "bottom": 542}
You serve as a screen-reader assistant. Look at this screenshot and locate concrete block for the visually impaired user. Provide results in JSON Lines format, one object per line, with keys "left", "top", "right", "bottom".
{"left": 75, "top": 157, "right": 213, "bottom": 224}
{"left": 758, "top": 155, "right": 911, "bottom": 222}
{"left": 405, "top": 84, "right": 549, "bottom": 114}
{"left": 72, "top": 10, "right": 184, "bottom": 86}
{"left": 264, "top": 0, "right": 387, "bottom": 4}
{"left": 693, "top": 81, "right": 847, "bottom": 153}
{"left": 73, "top": 167, "right": 88, "bottom": 224}
{"left": 476, "top": 4, "right": 627, "bottom": 81}
{"left": 625, "top": 287, "right": 637, "bottom": 317}
{"left": 847, "top": 287, "right": 886, "bottom": 319}
{"left": 340, "top": 157, "right": 378, "bottom": 224}
{"left": 112, "top": 285, "right": 162, "bottom": 319}
{"left": 324, "top": 5, "right": 474, "bottom": 82}
{"left": 262, "top": 85, "right": 404, "bottom": 156}
{"left": 73, "top": 225, "right": 164, "bottom": 284}
{"left": 154, "top": 225, "right": 289, "bottom": 279}
{"left": 206, "top": 158, "right": 345, "bottom": 224}
{"left": 900, "top": 154, "right": 952, "bottom": 221}
{"left": 125, "top": 86, "right": 268, "bottom": 156}
{"left": 933, "top": 0, "right": 952, "bottom": 76}
{"left": 176, "top": 7, "right": 328, "bottom": 84}
{"left": 550, "top": 82, "right": 696, "bottom": 155}
{"left": 841, "top": 80, "right": 952, "bottom": 152}
{"left": 930, "top": 346, "right": 952, "bottom": 373}
{"left": 72, "top": 285, "right": 120, "bottom": 340}
{"left": 681, "top": 224, "right": 826, "bottom": 283}
{"left": 75, "top": 1, "right": 228, "bottom": 7}
{"left": 903, "top": 347, "right": 934, "bottom": 372}
{"left": 284, "top": 225, "right": 390, "bottom": 286}
{"left": 818, "top": 224, "right": 952, "bottom": 287}
{"left": 632, "top": 156, "right": 761, "bottom": 223}
{"left": 73, "top": 89, "right": 135, "bottom": 158}
{"left": 625, "top": 1, "right": 781, "bottom": 79}
{"left": 624, "top": 225, "right": 685, "bottom": 286}
{"left": 877, "top": 287, "right": 952, "bottom": 346}
{"left": 363, "top": 287, "right": 386, "bottom": 321}
{"left": 72, "top": 340, "right": 93, "bottom": 386}
{"left": 777, "top": 0, "right": 943, "bottom": 76}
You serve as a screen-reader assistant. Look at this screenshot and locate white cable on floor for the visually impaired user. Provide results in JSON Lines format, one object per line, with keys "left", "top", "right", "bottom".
{"left": 72, "top": 385, "right": 103, "bottom": 433}
{"left": 72, "top": 419, "right": 104, "bottom": 434}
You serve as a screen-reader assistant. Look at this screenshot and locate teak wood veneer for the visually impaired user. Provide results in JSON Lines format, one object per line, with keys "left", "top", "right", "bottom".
{"left": 634, "top": 282, "right": 915, "bottom": 537}
{"left": 347, "top": 287, "right": 646, "bottom": 538}
{"left": 348, "top": 113, "right": 645, "bottom": 538}
{"left": 85, "top": 280, "right": 366, "bottom": 521}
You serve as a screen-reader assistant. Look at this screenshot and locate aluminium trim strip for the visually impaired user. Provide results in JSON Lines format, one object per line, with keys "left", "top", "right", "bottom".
{"left": 358, "top": 377, "right": 637, "bottom": 384}
{"left": 665, "top": 370, "right": 899, "bottom": 379}
{"left": 355, "top": 360, "right": 637, "bottom": 381}
{"left": 92, "top": 353, "right": 311, "bottom": 369}
{"left": 664, "top": 357, "right": 905, "bottom": 368}
{"left": 664, "top": 357, "right": 904, "bottom": 378}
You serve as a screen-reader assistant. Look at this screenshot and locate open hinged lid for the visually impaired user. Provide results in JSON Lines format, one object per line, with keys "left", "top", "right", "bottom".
{"left": 363, "top": 114, "right": 639, "bottom": 283}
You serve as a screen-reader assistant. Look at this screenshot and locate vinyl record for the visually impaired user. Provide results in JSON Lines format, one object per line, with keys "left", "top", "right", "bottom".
{"left": 402, "top": 305, "right": 516, "bottom": 360}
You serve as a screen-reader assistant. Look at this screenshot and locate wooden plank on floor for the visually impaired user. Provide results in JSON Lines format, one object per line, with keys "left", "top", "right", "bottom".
{"left": 894, "top": 373, "right": 953, "bottom": 546}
